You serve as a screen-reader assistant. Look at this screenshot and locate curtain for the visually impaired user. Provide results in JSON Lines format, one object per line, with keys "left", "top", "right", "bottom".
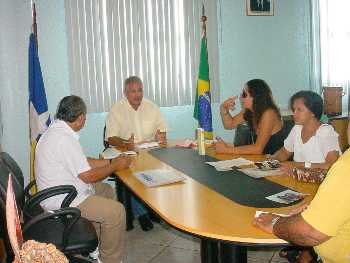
{"left": 309, "top": 0, "right": 321, "bottom": 92}
{"left": 64, "top": 0, "right": 219, "bottom": 113}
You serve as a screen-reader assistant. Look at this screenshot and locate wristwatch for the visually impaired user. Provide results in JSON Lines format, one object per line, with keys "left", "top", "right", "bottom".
{"left": 304, "top": 161, "right": 312, "bottom": 168}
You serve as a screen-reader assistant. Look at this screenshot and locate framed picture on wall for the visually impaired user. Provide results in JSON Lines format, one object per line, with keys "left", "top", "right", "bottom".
{"left": 247, "top": 0, "right": 274, "bottom": 16}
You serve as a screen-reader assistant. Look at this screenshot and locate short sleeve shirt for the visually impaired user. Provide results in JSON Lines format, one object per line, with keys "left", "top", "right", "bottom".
{"left": 302, "top": 149, "right": 350, "bottom": 263}
{"left": 35, "top": 120, "right": 93, "bottom": 210}
{"left": 105, "top": 98, "right": 167, "bottom": 143}
{"left": 284, "top": 124, "right": 341, "bottom": 163}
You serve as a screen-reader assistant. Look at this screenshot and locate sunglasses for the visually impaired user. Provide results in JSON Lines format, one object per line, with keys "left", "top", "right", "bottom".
{"left": 241, "top": 91, "right": 248, "bottom": 98}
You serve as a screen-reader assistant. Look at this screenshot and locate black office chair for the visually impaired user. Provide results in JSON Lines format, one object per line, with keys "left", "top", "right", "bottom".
{"left": 103, "top": 125, "right": 109, "bottom": 150}
{"left": 233, "top": 122, "right": 254, "bottom": 146}
{"left": 0, "top": 152, "right": 98, "bottom": 263}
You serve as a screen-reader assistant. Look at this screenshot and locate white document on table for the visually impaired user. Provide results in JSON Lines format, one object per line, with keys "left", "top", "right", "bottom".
{"left": 101, "top": 148, "right": 122, "bottom": 159}
{"left": 238, "top": 167, "right": 283, "bottom": 179}
{"left": 134, "top": 169, "right": 186, "bottom": 187}
{"left": 206, "top": 158, "right": 254, "bottom": 171}
{"left": 101, "top": 148, "right": 137, "bottom": 159}
{"left": 136, "top": 141, "right": 159, "bottom": 149}
{"left": 255, "top": 211, "right": 289, "bottom": 218}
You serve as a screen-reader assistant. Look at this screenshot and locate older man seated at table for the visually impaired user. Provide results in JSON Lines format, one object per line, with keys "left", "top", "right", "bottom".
{"left": 253, "top": 148, "right": 350, "bottom": 263}
{"left": 105, "top": 75, "right": 168, "bottom": 231}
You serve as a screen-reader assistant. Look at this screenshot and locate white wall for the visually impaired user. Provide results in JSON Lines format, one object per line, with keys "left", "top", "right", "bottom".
{"left": 0, "top": 0, "right": 31, "bottom": 182}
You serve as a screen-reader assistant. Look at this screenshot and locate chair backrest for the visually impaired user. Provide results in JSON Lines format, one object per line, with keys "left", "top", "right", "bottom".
{"left": 103, "top": 125, "right": 109, "bottom": 149}
{"left": 0, "top": 158, "right": 24, "bottom": 211}
{"left": 0, "top": 152, "right": 24, "bottom": 190}
{"left": 0, "top": 166, "right": 23, "bottom": 263}
{"left": 6, "top": 175, "right": 23, "bottom": 262}
{"left": 233, "top": 122, "right": 254, "bottom": 146}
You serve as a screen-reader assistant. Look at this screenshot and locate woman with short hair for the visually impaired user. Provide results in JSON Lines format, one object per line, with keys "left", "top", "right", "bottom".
{"left": 271, "top": 90, "right": 341, "bottom": 172}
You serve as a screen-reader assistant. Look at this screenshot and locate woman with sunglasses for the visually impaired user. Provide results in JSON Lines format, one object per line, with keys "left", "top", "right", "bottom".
{"left": 216, "top": 79, "right": 290, "bottom": 154}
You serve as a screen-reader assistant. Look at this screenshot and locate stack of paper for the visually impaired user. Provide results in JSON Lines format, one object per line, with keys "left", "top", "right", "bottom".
{"left": 255, "top": 211, "right": 289, "bottom": 218}
{"left": 206, "top": 158, "right": 254, "bottom": 171}
{"left": 101, "top": 148, "right": 137, "bottom": 159}
{"left": 238, "top": 167, "right": 283, "bottom": 179}
{"left": 123, "top": 151, "right": 137, "bottom": 155}
{"left": 176, "top": 140, "right": 197, "bottom": 148}
{"left": 134, "top": 169, "right": 186, "bottom": 187}
{"left": 136, "top": 141, "right": 159, "bottom": 149}
{"left": 101, "top": 148, "right": 122, "bottom": 159}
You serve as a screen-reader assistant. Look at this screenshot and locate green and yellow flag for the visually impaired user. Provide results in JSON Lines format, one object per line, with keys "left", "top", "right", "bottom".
{"left": 193, "top": 35, "right": 213, "bottom": 139}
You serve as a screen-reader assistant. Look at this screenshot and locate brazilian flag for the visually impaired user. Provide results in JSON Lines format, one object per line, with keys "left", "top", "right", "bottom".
{"left": 193, "top": 35, "right": 213, "bottom": 139}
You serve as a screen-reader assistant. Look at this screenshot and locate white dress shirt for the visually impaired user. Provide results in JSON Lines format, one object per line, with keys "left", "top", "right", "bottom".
{"left": 105, "top": 98, "right": 167, "bottom": 143}
{"left": 35, "top": 120, "right": 93, "bottom": 210}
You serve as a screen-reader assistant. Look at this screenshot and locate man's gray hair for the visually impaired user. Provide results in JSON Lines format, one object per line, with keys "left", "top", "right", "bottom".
{"left": 55, "top": 95, "right": 87, "bottom": 122}
{"left": 124, "top": 76, "right": 143, "bottom": 91}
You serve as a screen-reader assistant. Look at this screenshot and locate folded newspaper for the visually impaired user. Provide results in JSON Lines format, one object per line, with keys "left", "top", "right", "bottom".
{"left": 266, "top": 189, "right": 307, "bottom": 204}
{"left": 134, "top": 169, "right": 186, "bottom": 187}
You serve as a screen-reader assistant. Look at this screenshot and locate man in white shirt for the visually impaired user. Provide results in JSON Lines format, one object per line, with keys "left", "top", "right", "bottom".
{"left": 36, "top": 95, "right": 131, "bottom": 263}
{"left": 105, "top": 76, "right": 168, "bottom": 231}
{"left": 106, "top": 76, "right": 167, "bottom": 150}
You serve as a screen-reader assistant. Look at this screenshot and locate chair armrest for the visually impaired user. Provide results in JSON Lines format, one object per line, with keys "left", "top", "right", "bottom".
{"left": 23, "top": 185, "right": 77, "bottom": 220}
{"left": 24, "top": 179, "right": 37, "bottom": 199}
{"left": 22, "top": 207, "right": 81, "bottom": 249}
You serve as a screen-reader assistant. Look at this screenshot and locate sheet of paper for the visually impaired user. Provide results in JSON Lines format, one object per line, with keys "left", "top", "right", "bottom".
{"left": 134, "top": 169, "right": 186, "bottom": 187}
{"left": 176, "top": 139, "right": 196, "bottom": 148}
{"left": 255, "top": 210, "right": 289, "bottom": 218}
{"left": 136, "top": 141, "right": 160, "bottom": 149}
{"left": 206, "top": 158, "right": 254, "bottom": 171}
{"left": 101, "top": 147, "right": 122, "bottom": 159}
{"left": 123, "top": 150, "right": 137, "bottom": 155}
{"left": 266, "top": 189, "right": 307, "bottom": 204}
{"left": 238, "top": 167, "right": 283, "bottom": 179}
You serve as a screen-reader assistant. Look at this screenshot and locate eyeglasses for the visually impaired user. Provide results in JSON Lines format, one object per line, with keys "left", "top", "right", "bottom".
{"left": 241, "top": 91, "right": 248, "bottom": 98}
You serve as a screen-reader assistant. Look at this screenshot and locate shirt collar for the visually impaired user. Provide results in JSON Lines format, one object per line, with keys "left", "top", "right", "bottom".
{"left": 123, "top": 97, "right": 144, "bottom": 112}
{"left": 53, "top": 119, "right": 80, "bottom": 140}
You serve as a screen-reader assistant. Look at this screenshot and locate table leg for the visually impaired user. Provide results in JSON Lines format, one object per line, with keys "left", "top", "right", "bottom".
{"left": 124, "top": 187, "right": 134, "bottom": 231}
{"left": 200, "top": 239, "right": 219, "bottom": 263}
{"left": 115, "top": 177, "right": 134, "bottom": 231}
{"left": 219, "top": 243, "right": 247, "bottom": 263}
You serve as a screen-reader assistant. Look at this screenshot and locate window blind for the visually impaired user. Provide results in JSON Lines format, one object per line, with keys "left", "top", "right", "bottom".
{"left": 64, "top": 0, "right": 219, "bottom": 112}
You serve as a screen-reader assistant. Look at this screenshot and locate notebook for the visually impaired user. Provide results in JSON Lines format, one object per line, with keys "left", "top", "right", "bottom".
{"left": 134, "top": 169, "right": 186, "bottom": 187}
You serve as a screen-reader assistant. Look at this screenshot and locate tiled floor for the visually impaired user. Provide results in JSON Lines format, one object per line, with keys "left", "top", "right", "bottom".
{"left": 122, "top": 222, "right": 288, "bottom": 263}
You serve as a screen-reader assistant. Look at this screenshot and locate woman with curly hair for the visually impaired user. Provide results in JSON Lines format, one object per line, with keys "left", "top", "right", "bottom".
{"left": 216, "top": 79, "right": 290, "bottom": 154}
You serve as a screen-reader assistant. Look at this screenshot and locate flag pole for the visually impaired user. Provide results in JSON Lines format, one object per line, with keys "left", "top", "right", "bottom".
{"left": 31, "top": 1, "right": 38, "bottom": 47}
{"left": 201, "top": 4, "right": 207, "bottom": 38}
{"left": 30, "top": 0, "right": 38, "bottom": 194}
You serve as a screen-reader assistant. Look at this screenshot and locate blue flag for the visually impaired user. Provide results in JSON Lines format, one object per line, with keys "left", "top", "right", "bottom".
{"left": 28, "top": 33, "right": 51, "bottom": 142}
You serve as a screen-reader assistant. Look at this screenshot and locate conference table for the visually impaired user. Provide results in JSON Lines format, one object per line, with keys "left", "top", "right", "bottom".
{"left": 113, "top": 143, "right": 319, "bottom": 263}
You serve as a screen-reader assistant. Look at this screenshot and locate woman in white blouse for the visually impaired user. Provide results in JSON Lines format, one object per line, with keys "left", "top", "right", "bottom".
{"left": 271, "top": 90, "right": 341, "bottom": 174}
